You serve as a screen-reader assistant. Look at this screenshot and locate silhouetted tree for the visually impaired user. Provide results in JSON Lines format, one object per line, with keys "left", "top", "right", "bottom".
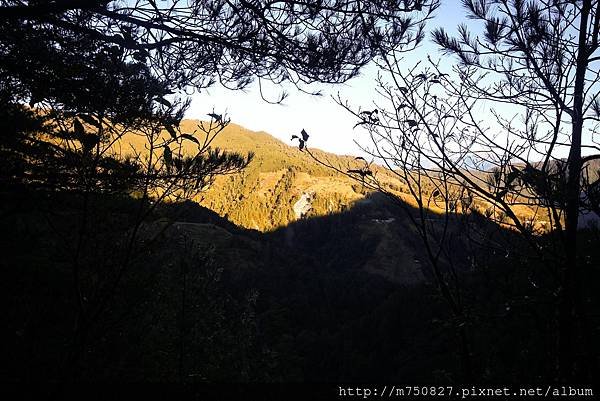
{"left": 338, "top": 0, "right": 600, "bottom": 381}
{"left": 0, "top": 0, "right": 438, "bottom": 94}
{"left": 1, "top": 0, "right": 440, "bottom": 193}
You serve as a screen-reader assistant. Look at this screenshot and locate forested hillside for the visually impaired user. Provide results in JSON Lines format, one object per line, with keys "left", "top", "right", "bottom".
{"left": 193, "top": 121, "right": 375, "bottom": 231}
{"left": 176, "top": 121, "right": 551, "bottom": 232}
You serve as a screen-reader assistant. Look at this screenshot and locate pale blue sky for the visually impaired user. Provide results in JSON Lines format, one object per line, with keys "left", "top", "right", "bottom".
{"left": 184, "top": 2, "right": 494, "bottom": 156}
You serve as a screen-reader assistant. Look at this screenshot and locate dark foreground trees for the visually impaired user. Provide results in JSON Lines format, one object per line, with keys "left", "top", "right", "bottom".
{"left": 339, "top": 0, "right": 599, "bottom": 381}
{"left": 1, "top": 0, "right": 441, "bottom": 382}
{"left": 0, "top": 0, "right": 436, "bottom": 90}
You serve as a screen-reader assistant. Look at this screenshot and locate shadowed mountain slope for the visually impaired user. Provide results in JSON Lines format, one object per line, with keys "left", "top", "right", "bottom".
{"left": 3, "top": 182, "right": 599, "bottom": 382}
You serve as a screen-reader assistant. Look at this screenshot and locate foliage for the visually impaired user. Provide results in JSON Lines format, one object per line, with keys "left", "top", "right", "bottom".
{"left": 0, "top": 0, "right": 439, "bottom": 95}
{"left": 0, "top": 17, "right": 253, "bottom": 196}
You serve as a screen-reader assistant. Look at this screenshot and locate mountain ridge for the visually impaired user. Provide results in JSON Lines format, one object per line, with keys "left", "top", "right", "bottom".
{"left": 190, "top": 120, "right": 384, "bottom": 231}
{"left": 180, "top": 120, "right": 551, "bottom": 232}
{"left": 124, "top": 119, "right": 548, "bottom": 232}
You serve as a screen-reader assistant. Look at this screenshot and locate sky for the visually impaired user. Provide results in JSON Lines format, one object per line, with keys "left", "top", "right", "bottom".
{"left": 184, "top": 2, "right": 497, "bottom": 157}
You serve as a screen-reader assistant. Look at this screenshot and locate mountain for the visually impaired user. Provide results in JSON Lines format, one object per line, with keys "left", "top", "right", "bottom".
{"left": 118, "top": 119, "right": 396, "bottom": 231}
{"left": 186, "top": 121, "right": 384, "bottom": 231}
{"left": 179, "top": 121, "right": 430, "bottom": 284}
{"left": 125, "top": 120, "right": 552, "bottom": 232}
{"left": 179, "top": 121, "right": 551, "bottom": 232}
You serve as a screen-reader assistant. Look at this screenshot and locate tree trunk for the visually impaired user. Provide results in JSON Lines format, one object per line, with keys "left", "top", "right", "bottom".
{"left": 558, "top": 0, "right": 591, "bottom": 377}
